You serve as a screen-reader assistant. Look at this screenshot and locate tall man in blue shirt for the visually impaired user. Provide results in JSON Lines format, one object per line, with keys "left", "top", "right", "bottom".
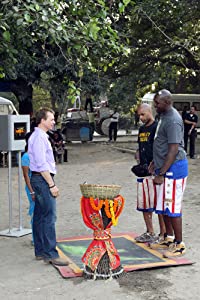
{"left": 28, "top": 107, "right": 68, "bottom": 266}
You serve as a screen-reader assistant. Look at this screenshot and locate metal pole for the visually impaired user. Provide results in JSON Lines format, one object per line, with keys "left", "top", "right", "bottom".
{"left": 8, "top": 151, "right": 12, "bottom": 233}
{"left": 2, "top": 151, "right": 6, "bottom": 167}
{"left": 18, "top": 151, "right": 23, "bottom": 231}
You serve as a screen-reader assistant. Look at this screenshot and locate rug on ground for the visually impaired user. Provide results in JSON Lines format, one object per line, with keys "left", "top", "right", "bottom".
{"left": 54, "top": 232, "right": 194, "bottom": 279}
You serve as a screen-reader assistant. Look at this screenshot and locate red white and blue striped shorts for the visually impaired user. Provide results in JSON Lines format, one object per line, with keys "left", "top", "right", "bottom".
{"left": 155, "top": 177, "right": 187, "bottom": 217}
{"left": 136, "top": 177, "right": 156, "bottom": 212}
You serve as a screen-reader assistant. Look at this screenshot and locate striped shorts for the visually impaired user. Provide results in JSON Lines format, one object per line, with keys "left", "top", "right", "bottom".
{"left": 155, "top": 177, "right": 187, "bottom": 217}
{"left": 136, "top": 177, "right": 156, "bottom": 212}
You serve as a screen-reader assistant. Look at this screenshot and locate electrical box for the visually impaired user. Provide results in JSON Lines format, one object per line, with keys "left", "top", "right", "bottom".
{"left": 0, "top": 115, "right": 30, "bottom": 151}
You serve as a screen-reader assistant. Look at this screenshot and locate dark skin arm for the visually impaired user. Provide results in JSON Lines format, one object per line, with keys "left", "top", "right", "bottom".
{"left": 148, "top": 161, "right": 155, "bottom": 174}
{"left": 22, "top": 166, "right": 35, "bottom": 200}
{"left": 135, "top": 149, "right": 140, "bottom": 164}
{"left": 153, "top": 144, "right": 178, "bottom": 185}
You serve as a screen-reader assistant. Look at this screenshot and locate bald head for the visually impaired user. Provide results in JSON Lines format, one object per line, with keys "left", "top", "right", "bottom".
{"left": 154, "top": 89, "right": 172, "bottom": 113}
{"left": 138, "top": 103, "right": 152, "bottom": 113}
{"left": 137, "top": 103, "right": 154, "bottom": 126}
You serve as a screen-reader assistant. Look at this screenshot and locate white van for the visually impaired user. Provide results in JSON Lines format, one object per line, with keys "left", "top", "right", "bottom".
{"left": 0, "top": 97, "right": 18, "bottom": 115}
{"left": 0, "top": 98, "right": 19, "bottom": 167}
{"left": 142, "top": 93, "right": 200, "bottom": 127}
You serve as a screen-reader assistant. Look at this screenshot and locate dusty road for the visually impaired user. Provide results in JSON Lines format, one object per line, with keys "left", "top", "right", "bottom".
{"left": 0, "top": 136, "right": 199, "bottom": 300}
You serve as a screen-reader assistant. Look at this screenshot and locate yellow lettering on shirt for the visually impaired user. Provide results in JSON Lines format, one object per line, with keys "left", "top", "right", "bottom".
{"left": 139, "top": 132, "right": 150, "bottom": 142}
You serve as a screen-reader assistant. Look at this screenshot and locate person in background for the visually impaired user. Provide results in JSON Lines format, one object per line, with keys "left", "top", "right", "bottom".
{"left": 54, "top": 111, "right": 62, "bottom": 131}
{"left": 181, "top": 105, "right": 188, "bottom": 121}
{"left": 84, "top": 95, "right": 93, "bottom": 112}
{"left": 183, "top": 106, "right": 198, "bottom": 159}
{"left": 51, "top": 131, "right": 64, "bottom": 163}
{"left": 108, "top": 107, "right": 120, "bottom": 142}
{"left": 28, "top": 107, "right": 69, "bottom": 266}
{"left": 30, "top": 117, "right": 37, "bottom": 132}
{"left": 21, "top": 131, "right": 35, "bottom": 244}
{"left": 88, "top": 111, "right": 95, "bottom": 140}
{"left": 134, "top": 104, "right": 165, "bottom": 243}
{"left": 149, "top": 89, "right": 188, "bottom": 258}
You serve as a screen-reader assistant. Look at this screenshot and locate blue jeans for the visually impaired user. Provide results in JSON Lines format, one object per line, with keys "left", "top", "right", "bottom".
{"left": 30, "top": 175, "right": 58, "bottom": 259}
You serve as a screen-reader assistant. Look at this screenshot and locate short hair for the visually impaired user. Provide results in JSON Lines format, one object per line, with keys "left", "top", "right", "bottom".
{"left": 35, "top": 107, "right": 54, "bottom": 125}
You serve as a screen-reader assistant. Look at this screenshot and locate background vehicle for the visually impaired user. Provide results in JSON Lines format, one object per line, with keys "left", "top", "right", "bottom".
{"left": 0, "top": 97, "right": 18, "bottom": 115}
{"left": 142, "top": 93, "right": 200, "bottom": 127}
{"left": 0, "top": 97, "right": 19, "bottom": 167}
{"left": 61, "top": 109, "right": 94, "bottom": 142}
{"left": 61, "top": 100, "right": 114, "bottom": 141}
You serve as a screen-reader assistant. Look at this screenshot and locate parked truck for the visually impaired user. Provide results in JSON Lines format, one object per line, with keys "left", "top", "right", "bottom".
{"left": 61, "top": 101, "right": 115, "bottom": 142}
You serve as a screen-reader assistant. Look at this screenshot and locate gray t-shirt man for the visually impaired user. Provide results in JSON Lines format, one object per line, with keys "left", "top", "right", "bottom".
{"left": 153, "top": 107, "right": 186, "bottom": 169}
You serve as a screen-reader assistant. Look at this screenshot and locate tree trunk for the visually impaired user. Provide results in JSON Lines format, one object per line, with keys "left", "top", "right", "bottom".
{"left": 50, "top": 90, "right": 56, "bottom": 111}
{"left": 11, "top": 78, "right": 33, "bottom": 114}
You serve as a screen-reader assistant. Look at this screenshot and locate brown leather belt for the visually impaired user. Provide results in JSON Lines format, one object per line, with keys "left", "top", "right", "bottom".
{"left": 32, "top": 171, "right": 41, "bottom": 175}
{"left": 32, "top": 171, "right": 54, "bottom": 177}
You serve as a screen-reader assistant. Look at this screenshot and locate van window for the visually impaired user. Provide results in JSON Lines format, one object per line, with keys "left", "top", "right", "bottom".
{"left": 192, "top": 102, "right": 200, "bottom": 111}
{"left": 0, "top": 97, "right": 18, "bottom": 115}
{"left": 0, "top": 104, "right": 10, "bottom": 114}
{"left": 173, "top": 102, "right": 190, "bottom": 111}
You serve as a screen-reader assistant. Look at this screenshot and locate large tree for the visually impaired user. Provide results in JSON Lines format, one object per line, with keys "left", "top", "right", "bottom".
{"left": 1, "top": 0, "right": 199, "bottom": 114}
{"left": 0, "top": 0, "right": 129, "bottom": 113}
{"left": 103, "top": 0, "right": 200, "bottom": 106}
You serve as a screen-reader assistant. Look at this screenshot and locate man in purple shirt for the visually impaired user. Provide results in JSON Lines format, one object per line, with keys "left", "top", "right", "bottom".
{"left": 28, "top": 107, "right": 68, "bottom": 266}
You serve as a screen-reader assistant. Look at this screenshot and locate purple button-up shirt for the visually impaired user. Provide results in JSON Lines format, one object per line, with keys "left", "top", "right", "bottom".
{"left": 28, "top": 127, "right": 56, "bottom": 174}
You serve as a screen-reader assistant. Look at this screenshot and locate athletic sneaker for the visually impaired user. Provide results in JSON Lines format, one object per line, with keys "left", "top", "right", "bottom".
{"left": 163, "top": 242, "right": 186, "bottom": 258}
{"left": 149, "top": 236, "right": 174, "bottom": 250}
{"left": 135, "top": 232, "right": 158, "bottom": 243}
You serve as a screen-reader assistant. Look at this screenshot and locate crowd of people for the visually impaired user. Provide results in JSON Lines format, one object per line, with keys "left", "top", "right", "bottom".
{"left": 19, "top": 89, "right": 197, "bottom": 268}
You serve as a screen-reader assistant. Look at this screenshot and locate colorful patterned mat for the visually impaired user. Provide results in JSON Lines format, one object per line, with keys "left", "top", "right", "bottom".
{"left": 54, "top": 233, "right": 193, "bottom": 278}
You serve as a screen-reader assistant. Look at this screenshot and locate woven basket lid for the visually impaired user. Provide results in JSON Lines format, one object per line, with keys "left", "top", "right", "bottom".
{"left": 80, "top": 184, "right": 121, "bottom": 200}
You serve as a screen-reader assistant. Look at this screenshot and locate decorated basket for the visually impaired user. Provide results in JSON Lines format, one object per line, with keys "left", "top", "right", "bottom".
{"left": 80, "top": 184, "right": 121, "bottom": 200}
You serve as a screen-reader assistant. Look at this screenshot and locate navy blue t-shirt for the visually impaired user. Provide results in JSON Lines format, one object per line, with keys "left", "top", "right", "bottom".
{"left": 138, "top": 121, "right": 157, "bottom": 165}
{"left": 184, "top": 113, "right": 198, "bottom": 133}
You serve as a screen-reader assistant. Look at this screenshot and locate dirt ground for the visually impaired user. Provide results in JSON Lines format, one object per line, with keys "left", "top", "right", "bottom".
{"left": 0, "top": 135, "right": 199, "bottom": 300}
